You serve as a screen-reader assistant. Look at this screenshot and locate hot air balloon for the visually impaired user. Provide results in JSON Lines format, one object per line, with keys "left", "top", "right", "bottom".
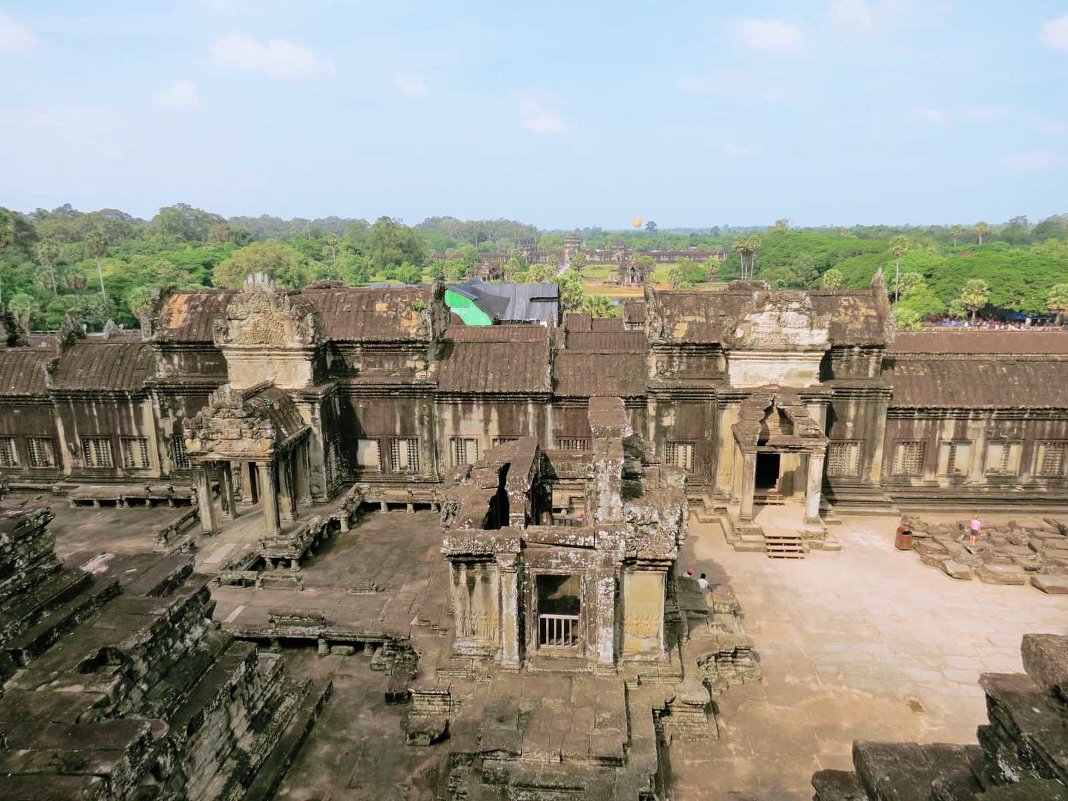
{"left": 632, "top": 217, "right": 643, "bottom": 229}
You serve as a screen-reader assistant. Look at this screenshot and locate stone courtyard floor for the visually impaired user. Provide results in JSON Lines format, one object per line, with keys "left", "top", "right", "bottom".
{"left": 20, "top": 492, "right": 1068, "bottom": 800}
{"left": 675, "top": 512, "right": 1068, "bottom": 801}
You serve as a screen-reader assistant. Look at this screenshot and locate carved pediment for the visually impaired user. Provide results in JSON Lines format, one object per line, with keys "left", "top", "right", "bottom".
{"left": 216, "top": 273, "right": 320, "bottom": 349}
{"left": 730, "top": 292, "right": 831, "bottom": 351}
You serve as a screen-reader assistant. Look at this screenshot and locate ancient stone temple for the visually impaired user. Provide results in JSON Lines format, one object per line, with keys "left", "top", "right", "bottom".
{"left": 440, "top": 397, "right": 687, "bottom": 670}
{"left": 0, "top": 274, "right": 1063, "bottom": 537}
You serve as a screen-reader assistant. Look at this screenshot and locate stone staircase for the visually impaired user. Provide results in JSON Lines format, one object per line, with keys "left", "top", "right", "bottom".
{"left": 764, "top": 530, "right": 806, "bottom": 559}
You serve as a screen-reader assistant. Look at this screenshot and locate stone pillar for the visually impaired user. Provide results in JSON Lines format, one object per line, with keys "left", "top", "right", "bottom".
{"left": 239, "top": 461, "right": 254, "bottom": 507}
{"left": 296, "top": 442, "right": 312, "bottom": 507}
{"left": 455, "top": 563, "right": 469, "bottom": 640}
{"left": 195, "top": 463, "right": 216, "bottom": 535}
{"left": 220, "top": 462, "right": 236, "bottom": 520}
{"left": 259, "top": 462, "right": 280, "bottom": 535}
{"left": 594, "top": 574, "right": 616, "bottom": 668}
{"left": 739, "top": 451, "right": 757, "bottom": 521}
{"left": 806, "top": 451, "right": 825, "bottom": 523}
{"left": 498, "top": 555, "right": 520, "bottom": 670}
{"left": 279, "top": 453, "right": 296, "bottom": 523}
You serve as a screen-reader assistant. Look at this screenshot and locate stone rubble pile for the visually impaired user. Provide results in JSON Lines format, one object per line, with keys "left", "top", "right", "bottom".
{"left": 812, "top": 633, "right": 1068, "bottom": 801}
{"left": 903, "top": 516, "right": 1068, "bottom": 593}
{"left": 0, "top": 504, "right": 329, "bottom": 801}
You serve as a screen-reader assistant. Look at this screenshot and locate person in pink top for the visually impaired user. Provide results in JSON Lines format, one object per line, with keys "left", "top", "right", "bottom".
{"left": 968, "top": 514, "right": 982, "bottom": 545}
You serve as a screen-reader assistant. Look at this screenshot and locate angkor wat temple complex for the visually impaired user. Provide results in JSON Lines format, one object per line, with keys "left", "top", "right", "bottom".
{"left": 0, "top": 273, "right": 1065, "bottom": 800}
{"left": 0, "top": 274, "right": 1064, "bottom": 519}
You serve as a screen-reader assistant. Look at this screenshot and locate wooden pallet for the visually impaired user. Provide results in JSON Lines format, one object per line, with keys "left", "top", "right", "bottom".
{"left": 764, "top": 532, "right": 806, "bottom": 559}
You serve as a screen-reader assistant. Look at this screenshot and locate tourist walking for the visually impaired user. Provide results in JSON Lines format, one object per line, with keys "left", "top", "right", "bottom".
{"left": 968, "top": 514, "right": 982, "bottom": 545}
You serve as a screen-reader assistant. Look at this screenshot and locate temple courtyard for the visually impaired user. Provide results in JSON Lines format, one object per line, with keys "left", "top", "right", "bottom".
{"left": 19, "top": 494, "right": 1068, "bottom": 800}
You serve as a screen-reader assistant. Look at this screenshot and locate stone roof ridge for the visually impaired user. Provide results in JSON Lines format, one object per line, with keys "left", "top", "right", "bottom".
{"left": 727, "top": 290, "right": 832, "bottom": 351}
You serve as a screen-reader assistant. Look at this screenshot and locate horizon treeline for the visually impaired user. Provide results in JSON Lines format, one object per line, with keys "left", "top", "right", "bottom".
{"left": 0, "top": 203, "right": 1066, "bottom": 332}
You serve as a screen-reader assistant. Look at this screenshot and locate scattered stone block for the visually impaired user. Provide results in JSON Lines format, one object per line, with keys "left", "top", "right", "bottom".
{"left": 1030, "top": 575, "right": 1068, "bottom": 595}
{"left": 976, "top": 564, "right": 1027, "bottom": 585}
{"left": 1020, "top": 634, "right": 1068, "bottom": 700}
{"left": 941, "top": 560, "right": 973, "bottom": 580}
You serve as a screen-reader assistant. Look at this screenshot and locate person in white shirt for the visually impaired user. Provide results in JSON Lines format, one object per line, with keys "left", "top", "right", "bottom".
{"left": 697, "top": 572, "right": 709, "bottom": 591}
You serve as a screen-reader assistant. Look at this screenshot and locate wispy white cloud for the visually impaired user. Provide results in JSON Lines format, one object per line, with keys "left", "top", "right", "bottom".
{"left": 912, "top": 107, "right": 949, "bottom": 124}
{"left": 151, "top": 80, "right": 201, "bottom": 110}
{"left": 395, "top": 73, "right": 427, "bottom": 98}
{"left": 0, "top": 11, "right": 38, "bottom": 55}
{"left": 1040, "top": 14, "right": 1068, "bottom": 51}
{"left": 1002, "top": 149, "right": 1060, "bottom": 172}
{"left": 211, "top": 33, "right": 335, "bottom": 80}
{"left": 518, "top": 92, "right": 566, "bottom": 135}
{"left": 734, "top": 18, "right": 806, "bottom": 54}
{"left": 830, "top": 0, "right": 909, "bottom": 35}
{"left": 678, "top": 69, "right": 751, "bottom": 98}
{"left": 678, "top": 69, "right": 795, "bottom": 104}
{"left": 968, "top": 106, "right": 1007, "bottom": 120}
{"left": 721, "top": 142, "right": 755, "bottom": 159}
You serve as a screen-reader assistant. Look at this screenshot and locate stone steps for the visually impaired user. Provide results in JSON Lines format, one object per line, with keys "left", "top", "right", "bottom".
{"left": 241, "top": 677, "right": 333, "bottom": 801}
{"left": 4, "top": 573, "right": 120, "bottom": 666}
{"left": 764, "top": 532, "right": 806, "bottom": 559}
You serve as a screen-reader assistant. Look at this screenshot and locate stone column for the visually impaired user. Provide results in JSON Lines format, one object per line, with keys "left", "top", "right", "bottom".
{"left": 259, "top": 461, "right": 280, "bottom": 535}
{"left": 278, "top": 453, "right": 296, "bottom": 523}
{"left": 296, "top": 441, "right": 312, "bottom": 507}
{"left": 498, "top": 555, "right": 520, "bottom": 670}
{"left": 805, "top": 451, "right": 825, "bottom": 523}
{"left": 739, "top": 451, "right": 757, "bottom": 521}
{"left": 594, "top": 574, "right": 617, "bottom": 668}
{"left": 239, "top": 461, "right": 254, "bottom": 507}
{"left": 195, "top": 463, "right": 216, "bottom": 535}
{"left": 219, "top": 462, "right": 236, "bottom": 520}
{"left": 455, "top": 563, "right": 470, "bottom": 641}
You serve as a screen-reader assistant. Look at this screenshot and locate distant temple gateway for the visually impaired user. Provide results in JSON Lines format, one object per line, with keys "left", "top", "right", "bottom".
{"left": 0, "top": 273, "right": 1064, "bottom": 536}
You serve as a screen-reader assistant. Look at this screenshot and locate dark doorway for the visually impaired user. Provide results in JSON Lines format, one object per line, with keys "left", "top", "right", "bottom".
{"left": 248, "top": 463, "right": 260, "bottom": 505}
{"left": 536, "top": 574, "right": 581, "bottom": 649}
{"left": 755, "top": 453, "right": 781, "bottom": 491}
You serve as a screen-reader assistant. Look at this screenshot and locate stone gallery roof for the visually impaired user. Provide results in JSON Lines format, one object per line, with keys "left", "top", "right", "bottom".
{"left": 437, "top": 326, "right": 551, "bottom": 394}
{"left": 156, "top": 284, "right": 439, "bottom": 345}
{"left": 0, "top": 349, "right": 54, "bottom": 396}
{"left": 889, "top": 331, "right": 1068, "bottom": 354}
{"left": 50, "top": 341, "right": 155, "bottom": 392}
{"left": 299, "top": 284, "right": 437, "bottom": 342}
{"left": 809, "top": 291, "right": 893, "bottom": 346}
{"left": 554, "top": 351, "right": 647, "bottom": 397}
{"left": 157, "top": 289, "right": 234, "bottom": 342}
{"left": 648, "top": 284, "right": 892, "bottom": 347}
{"left": 885, "top": 358, "right": 1068, "bottom": 408}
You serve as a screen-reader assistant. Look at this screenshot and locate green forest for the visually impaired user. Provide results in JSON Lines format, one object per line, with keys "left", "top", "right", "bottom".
{"left": 0, "top": 204, "right": 1066, "bottom": 331}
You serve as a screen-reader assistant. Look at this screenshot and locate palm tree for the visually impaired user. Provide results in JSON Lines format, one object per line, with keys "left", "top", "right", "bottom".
{"left": 889, "top": 235, "right": 908, "bottom": 302}
{"left": 958, "top": 279, "right": 990, "bottom": 322}
{"left": 1048, "top": 283, "right": 1068, "bottom": 327}
{"left": 86, "top": 231, "right": 108, "bottom": 298}
{"left": 975, "top": 221, "right": 988, "bottom": 245}
{"left": 37, "top": 240, "right": 60, "bottom": 296}
{"left": 731, "top": 235, "right": 748, "bottom": 279}
{"left": 746, "top": 235, "right": 762, "bottom": 279}
{"left": 0, "top": 208, "right": 14, "bottom": 304}
{"left": 324, "top": 232, "right": 339, "bottom": 270}
{"left": 820, "top": 268, "right": 844, "bottom": 290}
{"left": 950, "top": 225, "right": 962, "bottom": 246}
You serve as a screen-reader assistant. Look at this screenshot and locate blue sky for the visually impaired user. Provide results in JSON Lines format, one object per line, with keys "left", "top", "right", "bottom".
{"left": 1, "top": 1, "right": 1067, "bottom": 228}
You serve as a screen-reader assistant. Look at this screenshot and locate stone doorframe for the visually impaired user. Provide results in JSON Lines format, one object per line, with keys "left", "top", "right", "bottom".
{"left": 191, "top": 435, "right": 313, "bottom": 536}
{"left": 732, "top": 387, "right": 828, "bottom": 524}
